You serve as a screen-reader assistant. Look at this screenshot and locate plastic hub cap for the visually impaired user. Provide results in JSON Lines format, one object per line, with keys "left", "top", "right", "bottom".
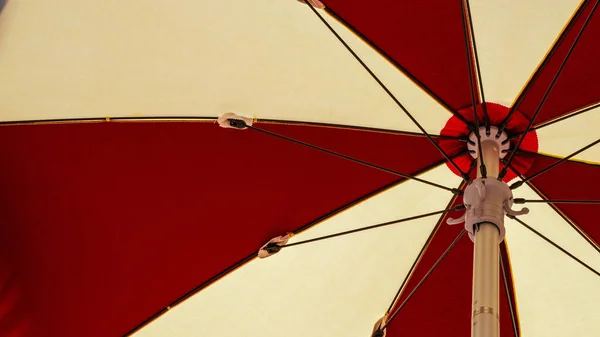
{"left": 467, "top": 126, "right": 510, "bottom": 161}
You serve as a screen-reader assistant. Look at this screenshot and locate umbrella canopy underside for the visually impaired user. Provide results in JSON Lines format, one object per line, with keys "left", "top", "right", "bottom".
{"left": 0, "top": 0, "right": 599, "bottom": 336}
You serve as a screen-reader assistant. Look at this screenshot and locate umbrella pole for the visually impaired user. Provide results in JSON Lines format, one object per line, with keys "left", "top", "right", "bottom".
{"left": 471, "top": 140, "right": 500, "bottom": 337}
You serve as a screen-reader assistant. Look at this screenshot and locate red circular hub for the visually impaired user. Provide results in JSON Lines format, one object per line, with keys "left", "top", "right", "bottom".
{"left": 439, "top": 102, "right": 539, "bottom": 182}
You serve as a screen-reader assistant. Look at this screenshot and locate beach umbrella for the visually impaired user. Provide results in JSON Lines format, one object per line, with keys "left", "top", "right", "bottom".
{"left": 0, "top": 0, "right": 599, "bottom": 336}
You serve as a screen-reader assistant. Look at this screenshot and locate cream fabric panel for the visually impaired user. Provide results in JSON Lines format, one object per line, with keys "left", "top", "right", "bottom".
{"left": 536, "top": 107, "right": 600, "bottom": 164}
{"left": 0, "top": 0, "right": 450, "bottom": 134}
{"left": 469, "top": 0, "right": 581, "bottom": 106}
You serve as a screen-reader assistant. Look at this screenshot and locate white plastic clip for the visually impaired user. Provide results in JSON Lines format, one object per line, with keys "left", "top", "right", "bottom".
{"left": 258, "top": 233, "right": 292, "bottom": 259}
{"left": 371, "top": 315, "right": 388, "bottom": 337}
{"left": 217, "top": 112, "right": 254, "bottom": 130}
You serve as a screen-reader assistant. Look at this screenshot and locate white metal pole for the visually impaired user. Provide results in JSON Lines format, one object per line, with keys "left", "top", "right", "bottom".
{"left": 472, "top": 140, "right": 500, "bottom": 337}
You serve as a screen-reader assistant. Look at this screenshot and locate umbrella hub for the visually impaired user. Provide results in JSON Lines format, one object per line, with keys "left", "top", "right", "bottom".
{"left": 448, "top": 125, "right": 530, "bottom": 242}
{"left": 467, "top": 126, "right": 510, "bottom": 161}
{"left": 440, "top": 102, "right": 539, "bottom": 182}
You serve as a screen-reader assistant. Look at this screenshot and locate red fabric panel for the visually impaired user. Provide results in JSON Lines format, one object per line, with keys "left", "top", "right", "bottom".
{"left": 524, "top": 153, "right": 600, "bottom": 248}
{"left": 517, "top": 1, "right": 600, "bottom": 126}
{"left": 440, "top": 102, "right": 539, "bottom": 182}
{"left": 0, "top": 122, "right": 446, "bottom": 337}
{"left": 0, "top": 251, "right": 29, "bottom": 337}
{"left": 386, "top": 188, "right": 517, "bottom": 337}
{"left": 322, "top": 0, "right": 476, "bottom": 111}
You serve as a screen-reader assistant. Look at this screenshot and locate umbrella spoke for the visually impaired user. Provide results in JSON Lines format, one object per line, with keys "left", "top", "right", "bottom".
{"left": 508, "top": 215, "right": 600, "bottom": 278}
{"left": 380, "top": 230, "right": 466, "bottom": 330}
{"left": 384, "top": 181, "right": 467, "bottom": 314}
{"left": 464, "top": 0, "right": 490, "bottom": 131}
{"left": 461, "top": 0, "right": 488, "bottom": 178}
{"left": 505, "top": 161, "right": 600, "bottom": 257}
{"left": 280, "top": 205, "right": 465, "bottom": 249}
{"left": 257, "top": 118, "right": 461, "bottom": 140}
{"left": 500, "top": 248, "right": 520, "bottom": 337}
{"left": 503, "top": 101, "right": 600, "bottom": 140}
{"left": 466, "top": 158, "right": 478, "bottom": 178}
{"left": 510, "top": 138, "right": 600, "bottom": 189}
{"left": 533, "top": 101, "right": 600, "bottom": 132}
{"left": 498, "top": 0, "right": 600, "bottom": 180}
{"left": 496, "top": 1, "right": 589, "bottom": 135}
{"left": 246, "top": 124, "right": 464, "bottom": 194}
{"left": 301, "top": 1, "right": 473, "bottom": 183}
{"left": 513, "top": 198, "right": 600, "bottom": 205}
